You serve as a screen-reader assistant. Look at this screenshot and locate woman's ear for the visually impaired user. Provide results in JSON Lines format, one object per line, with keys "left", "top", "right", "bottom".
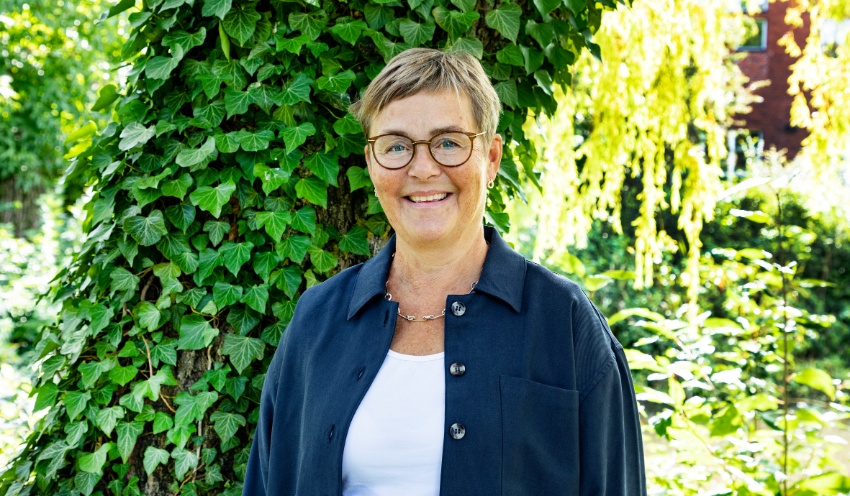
{"left": 487, "top": 133, "right": 503, "bottom": 180}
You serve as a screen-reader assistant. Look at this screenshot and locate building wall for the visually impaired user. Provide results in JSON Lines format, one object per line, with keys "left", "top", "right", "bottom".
{"left": 736, "top": 0, "right": 810, "bottom": 159}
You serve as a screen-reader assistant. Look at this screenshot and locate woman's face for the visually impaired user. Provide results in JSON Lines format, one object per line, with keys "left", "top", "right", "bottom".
{"left": 365, "top": 90, "right": 502, "bottom": 249}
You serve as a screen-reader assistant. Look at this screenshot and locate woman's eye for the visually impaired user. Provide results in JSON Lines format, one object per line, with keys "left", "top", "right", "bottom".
{"left": 385, "top": 142, "right": 409, "bottom": 153}
{"left": 435, "top": 138, "right": 461, "bottom": 149}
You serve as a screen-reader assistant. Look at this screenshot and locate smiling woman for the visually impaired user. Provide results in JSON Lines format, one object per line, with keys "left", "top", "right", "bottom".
{"left": 242, "top": 48, "right": 647, "bottom": 496}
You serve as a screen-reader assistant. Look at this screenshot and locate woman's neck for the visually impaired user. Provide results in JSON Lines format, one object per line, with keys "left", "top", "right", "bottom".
{"left": 389, "top": 228, "right": 489, "bottom": 295}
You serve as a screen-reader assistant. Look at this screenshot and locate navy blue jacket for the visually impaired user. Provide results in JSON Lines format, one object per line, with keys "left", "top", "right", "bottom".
{"left": 243, "top": 227, "right": 646, "bottom": 495}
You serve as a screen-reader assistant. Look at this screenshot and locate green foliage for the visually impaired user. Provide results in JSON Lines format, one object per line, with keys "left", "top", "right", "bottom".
{"left": 1, "top": 0, "right": 622, "bottom": 493}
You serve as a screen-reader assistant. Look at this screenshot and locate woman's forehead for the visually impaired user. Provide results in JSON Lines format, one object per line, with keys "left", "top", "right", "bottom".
{"left": 372, "top": 90, "right": 475, "bottom": 136}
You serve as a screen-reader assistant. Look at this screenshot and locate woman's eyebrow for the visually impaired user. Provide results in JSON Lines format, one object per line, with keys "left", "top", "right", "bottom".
{"left": 378, "top": 126, "right": 466, "bottom": 137}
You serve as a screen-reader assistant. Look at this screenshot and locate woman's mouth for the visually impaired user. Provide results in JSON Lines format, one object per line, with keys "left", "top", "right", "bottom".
{"left": 407, "top": 193, "right": 449, "bottom": 203}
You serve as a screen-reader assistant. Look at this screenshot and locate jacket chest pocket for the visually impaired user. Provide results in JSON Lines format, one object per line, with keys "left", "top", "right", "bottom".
{"left": 500, "top": 375, "right": 580, "bottom": 494}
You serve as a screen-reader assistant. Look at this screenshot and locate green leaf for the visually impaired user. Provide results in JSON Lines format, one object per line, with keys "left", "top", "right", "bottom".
{"left": 494, "top": 80, "right": 519, "bottom": 108}
{"left": 584, "top": 274, "right": 613, "bottom": 291}
{"left": 279, "top": 73, "right": 313, "bottom": 105}
{"left": 213, "top": 282, "right": 244, "bottom": 307}
{"left": 281, "top": 123, "right": 316, "bottom": 153}
{"left": 254, "top": 164, "right": 293, "bottom": 195}
{"left": 174, "top": 391, "right": 219, "bottom": 427}
{"left": 65, "top": 391, "right": 91, "bottom": 421}
{"left": 119, "top": 122, "right": 155, "bottom": 151}
{"left": 95, "top": 407, "right": 125, "bottom": 436}
{"left": 162, "top": 28, "right": 207, "bottom": 54}
{"left": 496, "top": 43, "right": 524, "bottom": 66}
{"left": 92, "top": 84, "right": 120, "bottom": 112}
{"left": 214, "top": 131, "right": 240, "bottom": 152}
{"left": 144, "top": 446, "right": 170, "bottom": 476}
{"left": 241, "top": 284, "right": 269, "bottom": 313}
{"left": 191, "top": 100, "right": 226, "bottom": 129}
{"left": 398, "top": 19, "right": 436, "bottom": 45}
{"left": 792, "top": 368, "right": 836, "bottom": 400}
{"left": 178, "top": 314, "right": 219, "bottom": 350}
{"left": 162, "top": 173, "right": 194, "bottom": 199}
{"left": 253, "top": 251, "right": 280, "bottom": 283}
{"left": 177, "top": 136, "right": 217, "bottom": 168}
{"left": 65, "top": 421, "right": 89, "bottom": 447}
{"left": 291, "top": 207, "right": 317, "bottom": 235}
{"left": 204, "top": 220, "right": 231, "bottom": 246}
{"left": 34, "top": 383, "right": 59, "bottom": 412}
{"left": 532, "top": 0, "right": 559, "bottom": 15}
{"left": 135, "top": 301, "right": 163, "bottom": 331}
{"left": 278, "top": 265, "right": 303, "bottom": 298}
{"left": 210, "top": 411, "right": 246, "bottom": 444}
{"left": 65, "top": 120, "right": 98, "bottom": 144}
{"left": 146, "top": 55, "right": 181, "bottom": 80}
{"left": 220, "top": 241, "right": 254, "bottom": 276}
{"left": 255, "top": 211, "right": 291, "bottom": 240}
{"left": 432, "top": 7, "right": 479, "bottom": 39}
{"left": 88, "top": 303, "right": 114, "bottom": 335}
{"left": 172, "top": 448, "right": 199, "bottom": 479}
{"left": 221, "top": 334, "right": 265, "bottom": 373}
{"left": 116, "top": 422, "right": 144, "bottom": 463}
{"left": 248, "top": 84, "right": 280, "bottom": 112}
{"left": 308, "top": 246, "right": 338, "bottom": 274}
{"left": 317, "top": 70, "right": 356, "bottom": 93}
{"left": 109, "top": 365, "right": 139, "bottom": 387}
{"left": 78, "top": 443, "right": 111, "bottom": 474}
{"left": 450, "top": 0, "right": 475, "bottom": 12}
{"left": 330, "top": 19, "right": 367, "bottom": 45}
{"left": 446, "top": 36, "right": 484, "bottom": 59}
{"left": 277, "top": 234, "right": 311, "bottom": 263}
{"left": 485, "top": 3, "right": 521, "bottom": 42}
{"left": 289, "top": 12, "right": 328, "bottom": 40}
{"left": 345, "top": 166, "right": 372, "bottom": 192}
{"left": 165, "top": 201, "right": 196, "bottom": 232}
{"left": 222, "top": 6, "right": 261, "bottom": 45}
{"left": 203, "top": 0, "right": 231, "bottom": 18}
{"left": 235, "top": 129, "right": 275, "bottom": 152}
{"left": 227, "top": 306, "right": 261, "bottom": 334}
{"left": 190, "top": 181, "right": 236, "bottom": 218}
{"left": 223, "top": 87, "right": 252, "bottom": 117}
{"left": 74, "top": 470, "right": 101, "bottom": 495}
{"left": 153, "top": 412, "right": 174, "bottom": 434}
{"left": 564, "top": 0, "right": 586, "bottom": 14}
{"left": 340, "top": 226, "right": 371, "bottom": 256}
{"left": 123, "top": 211, "right": 168, "bottom": 250}
{"left": 295, "top": 176, "right": 328, "bottom": 208}
{"left": 304, "top": 153, "right": 339, "bottom": 186}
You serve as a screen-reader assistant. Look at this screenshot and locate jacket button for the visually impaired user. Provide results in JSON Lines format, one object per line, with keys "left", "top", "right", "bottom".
{"left": 450, "top": 301, "right": 466, "bottom": 316}
{"left": 449, "top": 423, "right": 465, "bottom": 440}
{"left": 449, "top": 362, "right": 466, "bottom": 377}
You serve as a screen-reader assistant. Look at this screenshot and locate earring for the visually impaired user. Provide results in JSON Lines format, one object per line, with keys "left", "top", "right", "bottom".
{"left": 374, "top": 187, "right": 378, "bottom": 196}
{"left": 487, "top": 179, "right": 495, "bottom": 189}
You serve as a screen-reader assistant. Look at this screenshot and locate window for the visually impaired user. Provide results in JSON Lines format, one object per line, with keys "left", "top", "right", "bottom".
{"left": 726, "top": 129, "right": 763, "bottom": 178}
{"left": 739, "top": 18, "right": 767, "bottom": 51}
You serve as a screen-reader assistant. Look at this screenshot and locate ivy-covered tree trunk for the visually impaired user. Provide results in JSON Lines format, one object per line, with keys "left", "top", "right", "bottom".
{"left": 0, "top": 0, "right": 617, "bottom": 494}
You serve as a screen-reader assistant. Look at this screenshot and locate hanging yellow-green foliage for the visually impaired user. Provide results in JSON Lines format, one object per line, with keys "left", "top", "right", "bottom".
{"left": 518, "top": 0, "right": 756, "bottom": 300}
{"left": 783, "top": 0, "right": 850, "bottom": 174}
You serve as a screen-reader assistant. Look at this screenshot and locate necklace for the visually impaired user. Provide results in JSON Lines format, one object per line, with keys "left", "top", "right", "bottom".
{"left": 385, "top": 281, "right": 478, "bottom": 322}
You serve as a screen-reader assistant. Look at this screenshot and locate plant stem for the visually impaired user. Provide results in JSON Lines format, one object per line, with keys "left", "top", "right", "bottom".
{"left": 778, "top": 189, "right": 789, "bottom": 496}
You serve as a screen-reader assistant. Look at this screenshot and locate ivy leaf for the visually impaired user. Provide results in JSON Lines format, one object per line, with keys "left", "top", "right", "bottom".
{"left": 235, "top": 129, "right": 275, "bottom": 152}
{"left": 255, "top": 211, "right": 291, "bottom": 240}
{"left": 447, "top": 36, "right": 484, "bottom": 58}
{"left": 279, "top": 73, "right": 313, "bottom": 105}
{"left": 485, "top": 3, "right": 522, "bottom": 42}
{"left": 213, "top": 281, "right": 244, "bottom": 307}
{"left": 248, "top": 84, "right": 280, "bottom": 112}
{"left": 308, "top": 246, "right": 338, "bottom": 274}
{"left": 174, "top": 391, "right": 219, "bottom": 427}
{"left": 220, "top": 241, "right": 254, "bottom": 276}
{"left": 204, "top": 220, "right": 231, "bottom": 246}
{"left": 223, "top": 87, "right": 252, "bottom": 117}
{"left": 281, "top": 122, "right": 316, "bottom": 152}
{"left": 330, "top": 19, "right": 367, "bottom": 45}
{"left": 496, "top": 43, "right": 525, "bottom": 66}
{"left": 94, "top": 406, "right": 125, "bottom": 436}
{"left": 65, "top": 391, "right": 91, "bottom": 421}
{"left": 135, "top": 301, "right": 163, "bottom": 331}
{"left": 253, "top": 251, "right": 280, "bottom": 283}
{"left": 172, "top": 448, "right": 200, "bottom": 480}
{"left": 290, "top": 207, "right": 317, "bottom": 235}
{"left": 333, "top": 114, "right": 361, "bottom": 136}
{"left": 450, "top": 0, "right": 475, "bottom": 12}
{"left": 345, "top": 166, "right": 372, "bottom": 192}
{"left": 34, "top": 383, "right": 59, "bottom": 412}
{"left": 276, "top": 265, "right": 302, "bottom": 298}
{"left": 532, "top": 0, "right": 559, "bottom": 15}
{"left": 398, "top": 19, "right": 436, "bottom": 45}
{"left": 88, "top": 303, "right": 113, "bottom": 335}
{"left": 162, "top": 28, "right": 207, "bottom": 54}
{"left": 178, "top": 314, "right": 219, "bottom": 350}
{"left": 277, "top": 234, "right": 311, "bottom": 263}
{"left": 221, "top": 334, "right": 265, "bottom": 373}
{"left": 210, "top": 411, "right": 246, "bottom": 444}
{"left": 64, "top": 421, "right": 88, "bottom": 447}
{"left": 146, "top": 55, "right": 181, "bottom": 80}
{"left": 165, "top": 201, "right": 196, "bottom": 232}
{"left": 176, "top": 136, "right": 217, "bottom": 168}
{"left": 340, "top": 226, "right": 371, "bottom": 256}
{"left": 254, "top": 164, "right": 293, "bottom": 195}
{"left": 227, "top": 306, "right": 260, "bottom": 335}
{"left": 241, "top": 284, "right": 269, "bottom": 313}
{"left": 143, "top": 446, "right": 170, "bottom": 476}
{"left": 432, "top": 7, "right": 479, "bottom": 40}
{"left": 190, "top": 181, "right": 236, "bottom": 218}
{"left": 124, "top": 210, "right": 168, "bottom": 246}
{"left": 162, "top": 173, "right": 194, "bottom": 199}
{"left": 109, "top": 364, "right": 139, "bottom": 387}
{"left": 116, "top": 422, "right": 144, "bottom": 463}
{"left": 288, "top": 12, "right": 328, "bottom": 40}
{"left": 317, "top": 70, "right": 356, "bottom": 93}
{"left": 494, "top": 80, "right": 519, "bottom": 108}
{"left": 75, "top": 471, "right": 101, "bottom": 495}
{"left": 153, "top": 412, "right": 174, "bottom": 434}
{"left": 109, "top": 266, "right": 138, "bottom": 294}
{"left": 214, "top": 131, "right": 240, "bottom": 152}
{"left": 78, "top": 443, "right": 111, "bottom": 474}
{"left": 295, "top": 176, "right": 329, "bottom": 208}
{"left": 191, "top": 100, "right": 226, "bottom": 129}
{"left": 222, "top": 6, "right": 260, "bottom": 45}
{"left": 304, "top": 153, "right": 339, "bottom": 186}
{"left": 119, "top": 122, "right": 155, "bottom": 151}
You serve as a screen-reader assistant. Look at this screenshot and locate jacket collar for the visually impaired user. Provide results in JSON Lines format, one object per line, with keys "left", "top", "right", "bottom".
{"left": 347, "top": 226, "right": 526, "bottom": 320}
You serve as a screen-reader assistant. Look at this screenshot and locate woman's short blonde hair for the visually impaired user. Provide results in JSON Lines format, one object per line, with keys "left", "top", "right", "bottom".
{"left": 349, "top": 48, "right": 501, "bottom": 141}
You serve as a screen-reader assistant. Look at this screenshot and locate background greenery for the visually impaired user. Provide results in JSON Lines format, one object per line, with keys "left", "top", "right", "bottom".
{"left": 1, "top": 0, "right": 848, "bottom": 494}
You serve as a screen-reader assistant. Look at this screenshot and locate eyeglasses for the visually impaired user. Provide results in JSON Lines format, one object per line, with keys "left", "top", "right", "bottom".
{"left": 367, "top": 131, "right": 486, "bottom": 170}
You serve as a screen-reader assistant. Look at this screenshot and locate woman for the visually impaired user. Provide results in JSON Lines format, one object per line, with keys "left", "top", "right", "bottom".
{"left": 243, "top": 48, "right": 646, "bottom": 495}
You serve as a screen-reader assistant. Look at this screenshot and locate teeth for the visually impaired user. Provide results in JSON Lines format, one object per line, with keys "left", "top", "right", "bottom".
{"left": 409, "top": 193, "right": 448, "bottom": 203}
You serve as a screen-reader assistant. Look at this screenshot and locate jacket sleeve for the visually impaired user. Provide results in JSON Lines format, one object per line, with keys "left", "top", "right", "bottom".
{"left": 242, "top": 329, "right": 290, "bottom": 496}
{"left": 578, "top": 330, "right": 647, "bottom": 495}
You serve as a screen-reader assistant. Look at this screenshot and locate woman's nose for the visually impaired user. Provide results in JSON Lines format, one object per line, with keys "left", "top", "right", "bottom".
{"left": 407, "top": 143, "right": 441, "bottom": 180}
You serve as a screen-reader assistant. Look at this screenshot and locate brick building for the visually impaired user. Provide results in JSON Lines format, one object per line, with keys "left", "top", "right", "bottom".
{"left": 733, "top": 0, "right": 810, "bottom": 164}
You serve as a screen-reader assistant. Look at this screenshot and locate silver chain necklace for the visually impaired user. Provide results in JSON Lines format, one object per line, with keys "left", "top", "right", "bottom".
{"left": 385, "top": 281, "right": 478, "bottom": 322}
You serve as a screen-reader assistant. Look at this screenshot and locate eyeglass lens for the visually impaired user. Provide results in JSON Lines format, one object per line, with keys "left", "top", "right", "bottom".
{"left": 373, "top": 132, "right": 473, "bottom": 169}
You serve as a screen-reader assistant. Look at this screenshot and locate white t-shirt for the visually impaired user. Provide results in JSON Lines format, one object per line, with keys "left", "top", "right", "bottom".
{"left": 342, "top": 350, "right": 446, "bottom": 496}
